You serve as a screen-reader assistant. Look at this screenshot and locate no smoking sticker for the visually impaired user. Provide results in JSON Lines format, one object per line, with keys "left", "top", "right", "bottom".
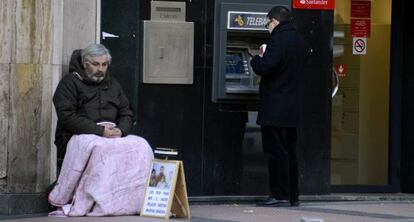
{"left": 353, "top": 37, "right": 367, "bottom": 55}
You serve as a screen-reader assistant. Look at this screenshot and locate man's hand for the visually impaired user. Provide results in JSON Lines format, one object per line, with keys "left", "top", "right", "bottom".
{"left": 111, "top": 127, "right": 122, "bottom": 137}
{"left": 259, "top": 44, "right": 267, "bottom": 58}
{"left": 103, "top": 126, "right": 122, "bottom": 138}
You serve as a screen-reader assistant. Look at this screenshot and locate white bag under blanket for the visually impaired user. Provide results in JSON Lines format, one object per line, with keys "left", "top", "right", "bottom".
{"left": 48, "top": 134, "right": 154, "bottom": 216}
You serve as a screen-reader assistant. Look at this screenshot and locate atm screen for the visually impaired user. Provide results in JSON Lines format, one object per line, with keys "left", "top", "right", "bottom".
{"left": 223, "top": 48, "right": 259, "bottom": 94}
{"left": 225, "top": 52, "right": 245, "bottom": 75}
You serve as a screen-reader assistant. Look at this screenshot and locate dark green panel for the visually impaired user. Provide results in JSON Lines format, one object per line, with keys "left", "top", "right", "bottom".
{"left": 101, "top": 0, "right": 139, "bottom": 133}
{"left": 102, "top": 0, "right": 334, "bottom": 196}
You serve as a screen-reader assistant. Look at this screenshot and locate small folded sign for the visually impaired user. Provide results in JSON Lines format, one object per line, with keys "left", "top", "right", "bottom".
{"left": 140, "top": 159, "right": 190, "bottom": 219}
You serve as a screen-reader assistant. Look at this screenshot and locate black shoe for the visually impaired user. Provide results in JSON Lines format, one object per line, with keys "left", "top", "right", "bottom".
{"left": 290, "top": 200, "right": 300, "bottom": 207}
{"left": 258, "top": 197, "right": 290, "bottom": 207}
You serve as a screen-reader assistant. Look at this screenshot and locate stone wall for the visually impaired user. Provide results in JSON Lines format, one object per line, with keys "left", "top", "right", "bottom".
{"left": 0, "top": 0, "right": 99, "bottom": 215}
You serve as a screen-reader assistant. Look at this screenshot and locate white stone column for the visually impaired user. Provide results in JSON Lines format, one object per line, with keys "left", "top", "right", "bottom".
{"left": 0, "top": 0, "right": 100, "bottom": 214}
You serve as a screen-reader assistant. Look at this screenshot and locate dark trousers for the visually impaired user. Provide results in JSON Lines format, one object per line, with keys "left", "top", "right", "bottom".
{"left": 261, "top": 126, "right": 299, "bottom": 202}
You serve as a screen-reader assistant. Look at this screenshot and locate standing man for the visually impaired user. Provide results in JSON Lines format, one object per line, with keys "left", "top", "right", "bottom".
{"left": 250, "top": 6, "right": 308, "bottom": 207}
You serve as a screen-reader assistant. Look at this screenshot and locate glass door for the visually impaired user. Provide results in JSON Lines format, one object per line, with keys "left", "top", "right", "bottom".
{"left": 331, "top": 0, "right": 392, "bottom": 186}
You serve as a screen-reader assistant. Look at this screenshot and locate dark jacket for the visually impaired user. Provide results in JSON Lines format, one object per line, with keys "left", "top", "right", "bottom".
{"left": 53, "top": 50, "right": 133, "bottom": 159}
{"left": 250, "top": 21, "right": 308, "bottom": 127}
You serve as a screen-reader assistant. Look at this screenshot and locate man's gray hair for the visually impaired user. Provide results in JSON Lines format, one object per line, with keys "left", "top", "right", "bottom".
{"left": 81, "top": 43, "right": 112, "bottom": 65}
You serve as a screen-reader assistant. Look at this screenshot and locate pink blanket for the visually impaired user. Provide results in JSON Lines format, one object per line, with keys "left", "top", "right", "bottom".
{"left": 48, "top": 134, "right": 154, "bottom": 216}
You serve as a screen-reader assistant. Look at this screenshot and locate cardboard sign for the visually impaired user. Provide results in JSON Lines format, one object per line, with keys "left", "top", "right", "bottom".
{"left": 141, "top": 159, "right": 190, "bottom": 219}
{"left": 351, "top": 19, "right": 371, "bottom": 37}
{"left": 351, "top": 0, "right": 371, "bottom": 18}
{"left": 292, "top": 0, "right": 335, "bottom": 10}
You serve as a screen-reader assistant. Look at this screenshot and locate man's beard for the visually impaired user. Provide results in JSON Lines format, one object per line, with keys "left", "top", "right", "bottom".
{"left": 86, "top": 71, "right": 105, "bottom": 83}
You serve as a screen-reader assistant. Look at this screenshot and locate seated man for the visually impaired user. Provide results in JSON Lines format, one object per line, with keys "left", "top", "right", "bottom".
{"left": 49, "top": 44, "right": 154, "bottom": 216}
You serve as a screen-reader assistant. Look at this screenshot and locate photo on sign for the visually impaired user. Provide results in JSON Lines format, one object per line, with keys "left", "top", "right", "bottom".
{"left": 149, "top": 162, "right": 176, "bottom": 189}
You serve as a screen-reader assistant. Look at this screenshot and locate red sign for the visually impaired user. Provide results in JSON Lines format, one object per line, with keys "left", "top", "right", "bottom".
{"left": 335, "top": 64, "right": 347, "bottom": 77}
{"left": 292, "top": 0, "right": 335, "bottom": 10}
{"left": 351, "top": 0, "right": 371, "bottom": 18}
{"left": 351, "top": 19, "right": 371, "bottom": 37}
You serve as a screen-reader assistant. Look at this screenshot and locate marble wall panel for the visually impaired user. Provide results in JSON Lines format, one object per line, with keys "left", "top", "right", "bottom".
{"left": 49, "top": 65, "right": 61, "bottom": 181}
{"left": 7, "top": 64, "right": 53, "bottom": 193}
{"left": 1, "top": 0, "right": 98, "bottom": 195}
{"left": 35, "top": 64, "right": 54, "bottom": 191}
{"left": 0, "top": 64, "right": 10, "bottom": 180}
{"left": 14, "top": 0, "right": 53, "bottom": 64}
{"left": 0, "top": 0, "right": 14, "bottom": 63}
{"left": 63, "top": 0, "right": 98, "bottom": 64}
{"left": 52, "top": 1, "right": 63, "bottom": 65}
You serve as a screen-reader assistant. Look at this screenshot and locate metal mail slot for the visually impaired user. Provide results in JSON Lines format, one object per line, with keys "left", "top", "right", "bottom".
{"left": 142, "top": 21, "right": 194, "bottom": 84}
{"left": 151, "top": 1, "right": 185, "bottom": 21}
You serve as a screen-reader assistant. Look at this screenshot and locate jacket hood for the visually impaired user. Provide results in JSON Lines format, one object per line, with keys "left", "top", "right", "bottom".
{"left": 271, "top": 20, "right": 296, "bottom": 36}
{"left": 68, "top": 49, "right": 110, "bottom": 85}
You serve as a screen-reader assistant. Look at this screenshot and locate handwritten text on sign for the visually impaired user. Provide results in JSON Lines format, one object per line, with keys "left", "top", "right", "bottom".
{"left": 142, "top": 187, "right": 170, "bottom": 217}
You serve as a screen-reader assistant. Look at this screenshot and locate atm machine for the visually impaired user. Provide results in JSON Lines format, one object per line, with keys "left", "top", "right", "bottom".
{"left": 212, "top": 0, "right": 290, "bottom": 104}
{"left": 209, "top": 0, "right": 294, "bottom": 196}
{"left": 209, "top": 0, "right": 333, "bottom": 196}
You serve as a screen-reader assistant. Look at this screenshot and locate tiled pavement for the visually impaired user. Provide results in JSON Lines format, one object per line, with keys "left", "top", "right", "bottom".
{"left": 1, "top": 201, "right": 414, "bottom": 222}
{"left": 1, "top": 195, "right": 414, "bottom": 222}
{"left": 191, "top": 201, "right": 414, "bottom": 222}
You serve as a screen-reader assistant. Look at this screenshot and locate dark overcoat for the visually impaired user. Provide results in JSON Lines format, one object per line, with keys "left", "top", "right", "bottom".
{"left": 250, "top": 21, "right": 308, "bottom": 127}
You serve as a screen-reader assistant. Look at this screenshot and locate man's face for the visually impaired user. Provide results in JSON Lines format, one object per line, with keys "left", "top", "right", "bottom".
{"left": 265, "top": 18, "right": 280, "bottom": 34}
{"left": 83, "top": 55, "right": 109, "bottom": 83}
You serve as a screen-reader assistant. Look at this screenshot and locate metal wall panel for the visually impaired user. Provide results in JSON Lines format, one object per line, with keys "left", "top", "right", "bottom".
{"left": 142, "top": 21, "right": 194, "bottom": 84}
